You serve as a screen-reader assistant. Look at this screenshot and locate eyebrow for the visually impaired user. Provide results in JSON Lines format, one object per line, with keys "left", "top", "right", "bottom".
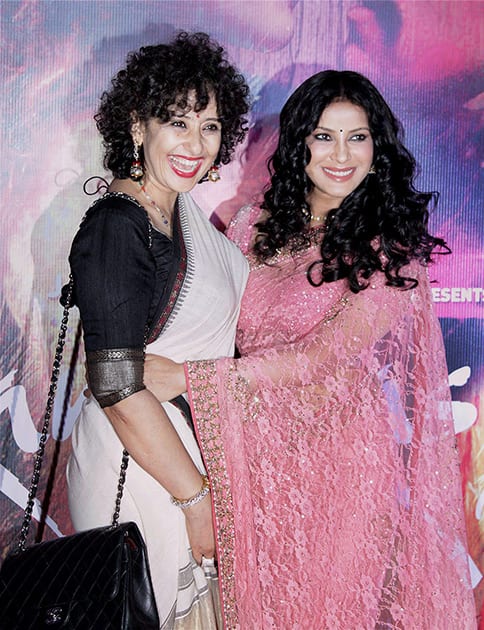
{"left": 171, "top": 111, "right": 222, "bottom": 122}
{"left": 314, "top": 126, "right": 370, "bottom": 133}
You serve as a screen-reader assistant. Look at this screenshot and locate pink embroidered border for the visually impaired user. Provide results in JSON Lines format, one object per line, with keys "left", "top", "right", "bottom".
{"left": 185, "top": 360, "right": 238, "bottom": 629}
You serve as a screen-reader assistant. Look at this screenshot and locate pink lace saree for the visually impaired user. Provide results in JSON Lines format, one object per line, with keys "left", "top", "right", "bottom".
{"left": 186, "top": 206, "right": 476, "bottom": 629}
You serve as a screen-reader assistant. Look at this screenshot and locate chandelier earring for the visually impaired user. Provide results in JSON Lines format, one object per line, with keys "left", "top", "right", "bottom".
{"left": 130, "top": 142, "right": 144, "bottom": 181}
{"left": 207, "top": 163, "right": 221, "bottom": 182}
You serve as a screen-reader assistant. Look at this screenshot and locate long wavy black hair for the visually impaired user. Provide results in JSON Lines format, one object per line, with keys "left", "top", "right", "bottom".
{"left": 95, "top": 32, "right": 250, "bottom": 178}
{"left": 254, "top": 70, "right": 448, "bottom": 292}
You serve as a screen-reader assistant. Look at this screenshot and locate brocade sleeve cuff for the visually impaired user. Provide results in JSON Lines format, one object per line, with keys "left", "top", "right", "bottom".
{"left": 86, "top": 348, "right": 145, "bottom": 408}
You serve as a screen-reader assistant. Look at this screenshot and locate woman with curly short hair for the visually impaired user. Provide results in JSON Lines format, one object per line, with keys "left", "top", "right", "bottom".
{"left": 145, "top": 71, "right": 476, "bottom": 627}
{"left": 66, "top": 32, "right": 250, "bottom": 628}
{"left": 96, "top": 31, "right": 249, "bottom": 180}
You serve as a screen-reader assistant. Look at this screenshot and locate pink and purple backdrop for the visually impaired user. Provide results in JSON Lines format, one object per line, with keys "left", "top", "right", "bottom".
{"left": 1, "top": 0, "right": 483, "bottom": 620}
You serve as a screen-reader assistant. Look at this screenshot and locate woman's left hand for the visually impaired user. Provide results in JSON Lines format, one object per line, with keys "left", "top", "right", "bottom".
{"left": 144, "top": 354, "right": 187, "bottom": 401}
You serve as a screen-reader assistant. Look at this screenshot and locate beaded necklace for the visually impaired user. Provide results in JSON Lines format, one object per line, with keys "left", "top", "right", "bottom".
{"left": 310, "top": 213, "right": 327, "bottom": 224}
{"left": 138, "top": 181, "right": 170, "bottom": 227}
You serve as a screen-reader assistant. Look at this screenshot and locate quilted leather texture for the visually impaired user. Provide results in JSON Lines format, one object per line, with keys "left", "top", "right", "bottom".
{"left": 0, "top": 522, "right": 159, "bottom": 629}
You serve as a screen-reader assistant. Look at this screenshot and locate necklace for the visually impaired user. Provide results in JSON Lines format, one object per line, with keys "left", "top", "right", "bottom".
{"left": 310, "top": 214, "right": 327, "bottom": 224}
{"left": 139, "top": 181, "right": 170, "bottom": 227}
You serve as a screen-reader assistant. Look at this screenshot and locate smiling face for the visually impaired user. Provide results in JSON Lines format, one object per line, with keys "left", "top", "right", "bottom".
{"left": 132, "top": 93, "right": 222, "bottom": 210}
{"left": 305, "top": 100, "right": 374, "bottom": 216}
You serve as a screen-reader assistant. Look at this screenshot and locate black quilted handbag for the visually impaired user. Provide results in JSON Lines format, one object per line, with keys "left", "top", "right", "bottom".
{"left": 0, "top": 279, "right": 160, "bottom": 629}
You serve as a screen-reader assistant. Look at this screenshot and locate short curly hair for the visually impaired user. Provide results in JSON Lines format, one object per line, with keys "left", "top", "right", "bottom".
{"left": 255, "top": 70, "right": 448, "bottom": 292}
{"left": 95, "top": 32, "right": 250, "bottom": 178}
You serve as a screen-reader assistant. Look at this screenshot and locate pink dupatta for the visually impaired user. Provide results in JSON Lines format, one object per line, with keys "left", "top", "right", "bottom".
{"left": 186, "top": 206, "right": 476, "bottom": 629}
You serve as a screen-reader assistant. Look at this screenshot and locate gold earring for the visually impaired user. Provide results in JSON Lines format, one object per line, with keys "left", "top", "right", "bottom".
{"left": 368, "top": 165, "right": 376, "bottom": 175}
{"left": 130, "top": 142, "right": 143, "bottom": 181}
{"left": 207, "top": 164, "right": 220, "bottom": 182}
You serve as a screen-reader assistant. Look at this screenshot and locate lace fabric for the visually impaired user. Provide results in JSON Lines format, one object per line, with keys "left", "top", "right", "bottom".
{"left": 186, "top": 206, "right": 477, "bottom": 629}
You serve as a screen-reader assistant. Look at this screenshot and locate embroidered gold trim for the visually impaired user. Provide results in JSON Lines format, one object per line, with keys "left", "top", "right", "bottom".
{"left": 87, "top": 348, "right": 144, "bottom": 362}
{"left": 97, "top": 384, "right": 145, "bottom": 408}
{"left": 321, "top": 295, "right": 350, "bottom": 325}
{"left": 186, "top": 360, "right": 238, "bottom": 629}
{"left": 86, "top": 347, "right": 145, "bottom": 408}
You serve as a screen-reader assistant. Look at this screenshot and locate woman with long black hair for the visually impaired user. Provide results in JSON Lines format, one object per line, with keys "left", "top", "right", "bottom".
{"left": 145, "top": 70, "right": 476, "bottom": 628}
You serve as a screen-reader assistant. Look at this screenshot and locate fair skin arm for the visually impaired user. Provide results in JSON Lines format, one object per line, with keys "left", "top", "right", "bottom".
{"left": 104, "top": 387, "right": 214, "bottom": 564}
{"left": 144, "top": 354, "right": 187, "bottom": 400}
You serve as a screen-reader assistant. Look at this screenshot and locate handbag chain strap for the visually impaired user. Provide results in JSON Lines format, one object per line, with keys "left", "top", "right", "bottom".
{"left": 112, "top": 450, "right": 129, "bottom": 527}
{"left": 17, "top": 275, "right": 130, "bottom": 550}
{"left": 18, "top": 275, "right": 74, "bottom": 551}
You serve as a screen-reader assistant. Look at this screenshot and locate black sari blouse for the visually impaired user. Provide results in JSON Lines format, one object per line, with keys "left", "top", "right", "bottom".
{"left": 67, "top": 193, "right": 185, "bottom": 407}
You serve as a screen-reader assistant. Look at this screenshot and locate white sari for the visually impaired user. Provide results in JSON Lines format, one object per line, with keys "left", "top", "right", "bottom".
{"left": 67, "top": 192, "right": 248, "bottom": 629}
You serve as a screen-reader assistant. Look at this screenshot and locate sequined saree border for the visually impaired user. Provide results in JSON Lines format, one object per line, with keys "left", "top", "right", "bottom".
{"left": 185, "top": 360, "right": 238, "bottom": 630}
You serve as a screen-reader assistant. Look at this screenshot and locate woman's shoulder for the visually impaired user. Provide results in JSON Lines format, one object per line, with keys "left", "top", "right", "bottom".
{"left": 83, "top": 192, "right": 148, "bottom": 223}
{"left": 225, "top": 204, "right": 264, "bottom": 254}
{"left": 77, "top": 192, "right": 151, "bottom": 237}
{"left": 72, "top": 192, "right": 152, "bottom": 251}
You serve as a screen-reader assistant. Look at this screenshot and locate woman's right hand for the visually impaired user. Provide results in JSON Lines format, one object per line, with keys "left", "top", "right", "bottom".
{"left": 183, "top": 493, "right": 216, "bottom": 565}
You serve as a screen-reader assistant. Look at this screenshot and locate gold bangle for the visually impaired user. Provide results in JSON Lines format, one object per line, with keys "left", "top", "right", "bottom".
{"left": 170, "top": 475, "right": 210, "bottom": 509}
